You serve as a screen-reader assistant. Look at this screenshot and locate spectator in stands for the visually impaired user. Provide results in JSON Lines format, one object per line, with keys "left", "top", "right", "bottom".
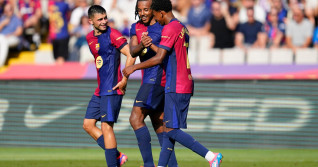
{"left": 187, "top": 0, "right": 211, "bottom": 59}
{"left": 171, "top": 0, "right": 191, "bottom": 23}
{"left": 257, "top": 0, "right": 271, "bottom": 13}
{"left": 264, "top": 7, "right": 286, "bottom": 48}
{"left": 313, "top": 26, "right": 318, "bottom": 48}
{"left": 305, "top": 0, "right": 318, "bottom": 26}
{"left": 48, "top": 0, "right": 70, "bottom": 64}
{"left": 239, "top": 0, "right": 266, "bottom": 24}
{"left": 18, "top": 0, "right": 42, "bottom": 50}
{"left": 120, "top": 17, "right": 130, "bottom": 37}
{"left": 286, "top": 6, "right": 313, "bottom": 52}
{"left": 235, "top": 7, "right": 267, "bottom": 49}
{"left": 209, "top": 0, "right": 238, "bottom": 48}
{"left": 69, "top": 15, "right": 92, "bottom": 62}
{"left": 69, "top": 0, "right": 89, "bottom": 31}
{"left": 271, "top": 0, "right": 288, "bottom": 23}
{"left": 187, "top": 0, "right": 211, "bottom": 36}
{"left": 0, "top": 3, "right": 23, "bottom": 67}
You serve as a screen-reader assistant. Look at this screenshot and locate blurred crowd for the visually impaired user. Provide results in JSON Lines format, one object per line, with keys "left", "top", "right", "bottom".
{"left": 0, "top": 0, "right": 317, "bottom": 66}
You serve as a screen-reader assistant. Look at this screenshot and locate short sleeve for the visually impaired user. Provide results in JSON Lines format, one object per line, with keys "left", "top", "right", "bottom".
{"left": 110, "top": 28, "right": 128, "bottom": 50}
{"left": 159, "top": 24, "right": 178, "bottom": 52}
{"left": 305, "top": 20, "right": 313, "bottom": 37}
{"left": 129, "top": 23, "right": 136, "bottom": 38}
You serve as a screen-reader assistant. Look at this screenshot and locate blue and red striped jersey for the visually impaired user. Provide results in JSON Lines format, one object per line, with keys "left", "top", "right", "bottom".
{"left": 159, "top": 19, "right": 194, "bottom": 94}
{"left": 130, "top": 21, "right": 165, "bottom": 87}
{"left": 48, "top": 0, "right": 69, "bottom": 40}
{"left": 86, "top": 27, "right": 127, "bottom": 96}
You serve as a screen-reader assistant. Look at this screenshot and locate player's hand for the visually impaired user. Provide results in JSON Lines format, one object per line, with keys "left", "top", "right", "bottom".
{"left": 141, "top": 36, "right": 152, "bottom": 48}
{"left": 112, "top": 78, "right": 127, "bottom": 95}
{"left": 141, "top": 32, "right": 148, "bottom": 37}
{"left": 123, "top": 65, "right": 136, "bottom": 78}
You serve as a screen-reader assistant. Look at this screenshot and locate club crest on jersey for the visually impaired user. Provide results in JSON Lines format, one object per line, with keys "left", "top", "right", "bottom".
{"left": 96, "top": 56, "right": 103, "bottom": 69}
{"left": 96, "top": 43, "right": 100, "bottom": 51}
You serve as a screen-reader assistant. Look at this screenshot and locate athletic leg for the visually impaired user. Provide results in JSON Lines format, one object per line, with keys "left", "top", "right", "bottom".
{"left": 82, "top": 118, "right": 105, "bottom": 150}
{"left": 130, "top": 106, "right": 155, "bottom": 167}
{"left": 150, "top": 110, "right": 178, "bottom": 167}
{"left": 102, "top": 121, "right": 118, "bottom": 167}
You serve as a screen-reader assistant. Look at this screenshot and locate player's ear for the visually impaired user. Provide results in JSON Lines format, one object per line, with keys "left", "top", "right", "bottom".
{"left": 160, "top": 10, "right": 164, "bottom": 18}
{"left": 88, "top": 18, "right": 93, "bottom": 25}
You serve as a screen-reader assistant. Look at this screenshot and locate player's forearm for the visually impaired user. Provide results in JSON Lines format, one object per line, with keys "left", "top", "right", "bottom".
{"left": 130, "top": 43, "right": 144, "bottom": 57}
{"left": 149, "top": 44, "right": 159, "bottom": 53}
{"left": 132, "top": 55, "right": 162, "bottom": 71}
{"left": 302, "top": 37, "right": 312, "bottom": 47}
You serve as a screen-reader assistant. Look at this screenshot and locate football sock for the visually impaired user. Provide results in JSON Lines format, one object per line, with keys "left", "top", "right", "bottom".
{"left": 157, "top": 132, "right": 178, "bottom": 167}
{"left": 158, "top": 132, "right": 175, "bottom": 166}
{"left": 96, "top": 135, "right": 106, "bottom": 150}
{"left": 205, "top": 151, "right": 215, "bottom": 161}
{"left": 135, "top": 126, "right": 154, "bottom": 167}
{"left": 105, "top": 148, "right": 118, "bottom": 167}
{"left": 97, "top": 135, "right": 120, "bottom": 157}
{"left": 167, "top": 129, "right": 209, "bottom": 158}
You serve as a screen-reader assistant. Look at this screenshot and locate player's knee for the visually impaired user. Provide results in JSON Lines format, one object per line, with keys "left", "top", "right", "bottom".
{"left": 82, "top": 121, "right": 93, "bottom": 132}
{"left": 129, "top": 114, "right": 144, "bottom": 130}
{"left": 129, "top": 114, "right": 137, "bottom": 127}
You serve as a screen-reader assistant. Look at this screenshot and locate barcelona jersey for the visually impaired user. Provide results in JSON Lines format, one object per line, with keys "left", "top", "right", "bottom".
{"left": 86, "top": 27, "right": 127, "bottom": 96}
{"left": 48, "top": 0, "right": 69, "bottom": 40}
{"left": 158, "top": 18, "right": 194, "bottom": 94}
{"left": 130, "top": 21, "right": 165, "bottom": 86}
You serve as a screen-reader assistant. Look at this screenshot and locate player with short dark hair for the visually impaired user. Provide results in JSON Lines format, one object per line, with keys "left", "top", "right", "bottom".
{"left": 123, "top": 0, "right": 223, "bottom": 166}
{"left": 83, "top": 5, "right": 135, "bottom": 167}
{"left": 129, "top": 0, "right": 177, "bottom": 166}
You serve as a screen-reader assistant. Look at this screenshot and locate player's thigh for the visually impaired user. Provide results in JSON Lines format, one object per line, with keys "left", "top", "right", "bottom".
{"left": 130, "top": 106, "right": 149, "bottom": 122}
{"left": 134, "top": 83, "right": 165, "bottom": 111}
{"left": 100, "top": 95, "right": 123, "bottom": 123}
{"left": 149, "top": 110, "right": 164, "bottom": 133}
{"left": 85, "top": 95, "right": 101, "bottom": 120}
{"left": 164, "top": 92, "right": 191, "bottom": 129}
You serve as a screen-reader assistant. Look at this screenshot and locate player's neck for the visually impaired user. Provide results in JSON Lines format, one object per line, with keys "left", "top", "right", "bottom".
{"left": 94, "top": 27, "right": 107, "bottom": 36}
{"left": 164, "top": 12, "right": 175, "bottom": 25}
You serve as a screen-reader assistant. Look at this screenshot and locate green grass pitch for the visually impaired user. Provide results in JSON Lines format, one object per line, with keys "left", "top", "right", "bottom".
{"left": 0, "top": 147, "right": 317, "bottom": 167}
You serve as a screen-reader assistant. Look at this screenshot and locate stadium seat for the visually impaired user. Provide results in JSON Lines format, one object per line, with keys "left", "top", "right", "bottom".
{"left": 295, "top": 48, "right": 318, "bottom": 65}
{"left": 35, "top": 43, "right": 55, "bottom": 64}
{"left": 198, "top": 49, "right": 221, "bottom": 65}
{"left": 222, "top": 48, "right": 245, "bottom": 65}
{"left": 270, "top": 48, "right": 294, "bottom": 65}
{"left": 246, "top": 48, "right": 270, "bottom": 65}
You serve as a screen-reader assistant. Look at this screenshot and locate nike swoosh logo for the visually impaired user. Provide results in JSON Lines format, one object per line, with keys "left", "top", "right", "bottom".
{"left": 101, "top": 114, "right": 106, "bottom": 118}
{"left": 136, "top": 100, "right": 143, "bottom": 103}
{"left": 89, "top": 41, "right": 94, "bottom": 45}
{"left": 24, "top": 104, "right": 84, "bottom": 129}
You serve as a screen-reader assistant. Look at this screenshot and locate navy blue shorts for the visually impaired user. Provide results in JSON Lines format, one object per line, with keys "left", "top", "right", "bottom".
{"left": 164, "top": 92, "right": 191, "bottom": 129}
{"left": 85, "top": 95, "right": 123, "bottom": 123}
{"left": 133, "top": 83, "right": 165, "bottom": 111}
